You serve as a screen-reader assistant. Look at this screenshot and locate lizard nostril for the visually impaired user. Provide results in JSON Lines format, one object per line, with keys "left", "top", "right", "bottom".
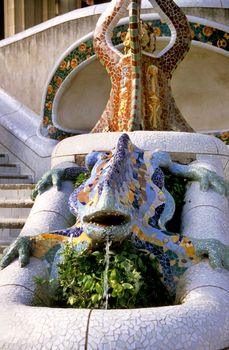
{"left": 83, "top": 211, "right": 130, "bottom": 227}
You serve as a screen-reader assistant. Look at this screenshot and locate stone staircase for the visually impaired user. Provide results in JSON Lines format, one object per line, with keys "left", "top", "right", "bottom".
{"left": 0, "top": 153, "right": 34, "bottom": 249}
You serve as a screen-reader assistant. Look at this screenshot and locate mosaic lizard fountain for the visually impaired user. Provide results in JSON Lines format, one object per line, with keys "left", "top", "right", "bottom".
{"left": 0, "top": 0, "right": 229, "bottom": 349}
{"left": 1, "top": 134, "right": 228, "bottom": 298}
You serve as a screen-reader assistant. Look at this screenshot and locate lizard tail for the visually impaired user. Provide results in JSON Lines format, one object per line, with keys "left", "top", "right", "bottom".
{"left": 128, "top": 0, "right": 143, "bottom": 130}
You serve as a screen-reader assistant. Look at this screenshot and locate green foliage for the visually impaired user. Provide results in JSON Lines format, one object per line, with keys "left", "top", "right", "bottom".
{"left": 164, "top": 172, "right": 188, "bottom": 232}
{"left": 74, "top": 172, "right": 90, "bottom": 188}
{"left": 33, "top": 275, "right": 56, "bottom": 287}
{"left": 54, "top": 240, "right": 173, "bottom": 309}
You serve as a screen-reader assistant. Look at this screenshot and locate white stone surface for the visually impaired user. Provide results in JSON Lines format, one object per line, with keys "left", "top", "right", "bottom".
{"left": 182, "top": 205, "right": 229, "bottom": 244}
{"left": 52, "top": 131, "right": 228, "bottom": 167}
{"left": 176, "top": 0, "right": 225, "bottom": 7}
{"left": 87, "top": 286, "right": 229, "bottom": 350}
{"left": 0, "top": 88, "right": 57, "bottom": 156}
{"left": 176, "top": 262, "right": 229, "bottom": 300}
{"left": 0, "top": 207, "right": 31, "bottom": 218}
{"left": 0, "top": 144, "right": 35, "bottom": 181}
{"left": 21, "top": 181, "right": 75, "bottom": 237}
{"left": 0, "top": 164, "right": 20, "bottom": 175}
{"left": 0, "top": 154, "right": 8, "bottom": 164}
{"left": 196, "top": 154, "right": 226, "bottom": 175}
{"left": 221, "top": 0, "right": 229, "bottom": 8}
{"left": 183, "top": 184, "right": 228, "bottom": 216}
{"left": 0, "top": 89, "right": 57, "bottom": 181}
{"left": 0, "top": 228, "right": 21, "bottom": 245}
{"left": 51, "top": 58, "right": 111, "bottom": 134}
{"left": 0, "top": 187, "right": 34, "bottom": 200}
{"left": 181, "top": 156, "right": 229, "bottom": 245}
{"left": 0, "top": 176, "right": 33, "bottom": 184}
{"left": 182, "top": 158, "right": 228, "bottom": 215}
{"left": 0, "top": 297, "right": 90, "bottom": 350}
{"left": 0, "top": 154, "right": 34, "bottom": 245}
{"left": 0, "top": 258, "right": 90, "bottom": 348}
{"left": 224, "top": 159, "right": 229, "bottom": 180}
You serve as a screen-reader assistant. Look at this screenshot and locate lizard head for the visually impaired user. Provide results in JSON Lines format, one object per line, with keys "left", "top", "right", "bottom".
{"left": 69, "top": 134, "right": 166, "bottom": 244}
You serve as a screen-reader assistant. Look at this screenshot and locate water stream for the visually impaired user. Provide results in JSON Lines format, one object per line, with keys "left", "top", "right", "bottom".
{"left": 103, "top": 236, "right": 112, "bottom": 309}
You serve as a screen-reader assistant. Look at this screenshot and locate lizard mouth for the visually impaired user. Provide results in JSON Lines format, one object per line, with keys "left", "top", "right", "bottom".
{"left": 83, "top": 211, "right": 130, "bottom": 227}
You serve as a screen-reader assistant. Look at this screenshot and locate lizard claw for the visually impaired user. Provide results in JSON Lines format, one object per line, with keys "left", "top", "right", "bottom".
{"left": 190, "top": 165, "right": 229, "bottom": 196}
{"left": 0, "top": 236, "right": 32, "bottom": 269}
{"left": 31, "top": 166, "right": 88, "bottom": 200}
{"left": 31, "top": 169, "right": 65, "bottom": 200}
{"left": 192, "top": 238, "right": 229, "bottom": 270}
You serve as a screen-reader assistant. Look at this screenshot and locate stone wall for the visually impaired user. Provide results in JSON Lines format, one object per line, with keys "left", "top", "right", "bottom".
{"left": 184, "top": 7, "right": 229, "bottom": 26}
{"left": 0, "top": 13, "right": 100, "bottom": 114}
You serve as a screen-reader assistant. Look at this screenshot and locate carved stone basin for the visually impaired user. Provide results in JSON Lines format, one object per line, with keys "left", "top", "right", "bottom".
{"left": 0, "top": 132, "right": 228, "bottom": 349}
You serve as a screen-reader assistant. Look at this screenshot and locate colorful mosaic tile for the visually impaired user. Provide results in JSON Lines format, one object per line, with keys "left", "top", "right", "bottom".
{"left": 190, "top": 23, "right": 229, "bottom": 50}
{"left": 40, "top": 21, "right": 229, "bottom": 140}
{"left": 92, "top": 0, "right": 194, "bottom": 134}
{"left": 204, "top": 130, "right": 229, "bottom": 146}
{"left": 41, "top": 39, "right": 94, "bottom": 140}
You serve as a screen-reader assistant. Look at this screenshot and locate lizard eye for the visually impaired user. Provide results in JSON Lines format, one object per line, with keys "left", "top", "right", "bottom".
{"left": 85, "top": 151, "right": 108, "bottom": 170}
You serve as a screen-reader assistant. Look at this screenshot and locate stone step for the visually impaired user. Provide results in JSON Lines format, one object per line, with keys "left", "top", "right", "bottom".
{"left": 0, "top": 154, "right": 9, "bottom": 164}
{"left": 0, "top": 219, "right": 25, "bottom": 245}
{"left": 0, "top": 245, "right": 7, "bottom": 254}
{"left": 0, "top": 199, "right": 34, "bottom": 208}
{"left": 0, "top": 184, "right": 35, "bottom": 200}
{"left": 0, "top": 174, "right": 33, "bottom": 184}
{"left": 0, "top": 163, "right": 20, "bottom": 175}
{"left": 0, "top": 244, "right": 8, "bottom": 259}
{"left": 0, "top": 200, "right": 33, "bottom": 218}
{"left": 0, "top": 218, "right": 26, "bottom": 229}
{"left": 0, "top": 228, "right": 21, "bottom": 245}
{"left": 0, "top": 244, "right": 7, "bottom": 255}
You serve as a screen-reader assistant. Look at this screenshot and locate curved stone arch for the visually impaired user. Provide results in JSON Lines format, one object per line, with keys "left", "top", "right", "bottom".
{"left": 40, "top": 16, "right": 229, "bottom": 140}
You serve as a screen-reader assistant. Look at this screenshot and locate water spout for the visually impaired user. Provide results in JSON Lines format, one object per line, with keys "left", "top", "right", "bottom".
{"left": 103, "top": 236, "right": 112, "bottom": 309}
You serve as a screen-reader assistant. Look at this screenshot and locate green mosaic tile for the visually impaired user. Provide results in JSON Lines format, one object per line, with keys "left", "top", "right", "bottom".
{"left": 190, "top": 23, "right": 229, "bottom": 51}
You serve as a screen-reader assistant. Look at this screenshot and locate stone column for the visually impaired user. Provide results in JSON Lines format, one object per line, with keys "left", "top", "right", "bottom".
{"left": 58, "top": 0, "right": 81, "bottom": 15}
{"left": 42, "top": 0, "right": 56, "bottom": 21}
{"left": 3, "top": 0, "right": 59, "bottom": 38}
{"left": 4, "top": 0, "right": 16, "bottom": 37}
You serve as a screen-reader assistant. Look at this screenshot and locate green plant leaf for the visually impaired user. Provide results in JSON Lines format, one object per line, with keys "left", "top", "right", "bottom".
{"left": 49, "top": 240, "right": 174, "bottom": 309}
{"left": 68, "top": 295, "right": 77, "bottom": 305}
{"left": 95, "top": 283, "right": 103, "bottom": 295}
{"left": 122, "top": 283, "right": 134, "bottom": 290}
{"left": 91, "top": 294, "right": 99, "bottom": 303}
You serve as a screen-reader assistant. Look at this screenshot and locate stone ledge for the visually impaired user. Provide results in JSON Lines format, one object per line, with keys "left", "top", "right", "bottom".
{"left": 0, "top": 200, "right": 33, "bottom": 208}
{"left": 0, "top": 184, "right": 35, "bottom": 190}
{"left": 0, "top": 218, "right": 26, "bottom": 229}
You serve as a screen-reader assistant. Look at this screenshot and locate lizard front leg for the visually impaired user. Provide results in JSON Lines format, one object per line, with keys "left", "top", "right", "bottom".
{"left": 31, "top": 165, "right": 88, "bottom": 200}
{"left": 151, "top": 151, "right": 229, "bottom": 196}
{"left": 0, "top": 225, "right": 90, "bottom": 269}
